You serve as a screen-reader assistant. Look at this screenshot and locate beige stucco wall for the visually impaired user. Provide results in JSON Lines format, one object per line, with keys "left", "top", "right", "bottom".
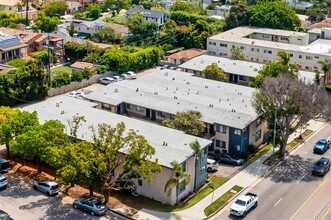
{"left": 249, "top": 119, "right": 268, "bottom": 147}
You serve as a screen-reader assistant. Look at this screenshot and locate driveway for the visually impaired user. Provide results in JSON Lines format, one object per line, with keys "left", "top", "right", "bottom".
{"left": 0, "top": 173, "right": 128, "bottom": 220}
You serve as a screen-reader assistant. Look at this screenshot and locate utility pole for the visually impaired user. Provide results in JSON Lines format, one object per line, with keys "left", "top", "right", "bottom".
{"left": 272, "top": 108, "right": 277, "bottom": 160}
{"left": 46, "top": 33, "right": 52, "bottom": 88}
{"left": 25, "top": 0, "right": 29, "bottom": 26}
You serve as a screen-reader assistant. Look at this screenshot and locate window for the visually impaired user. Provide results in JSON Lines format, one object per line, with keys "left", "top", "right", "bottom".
{"left": 255, "top": 130, "right": 262, "bottom": 142}
{"left": 216, "top": 124, "right": 226, "bottom": 133}
{"left": 256, "top": 118, "right": 262, "bottom": 127}
{"left": 216, "top": 140, "right": 226, "bottom": 148}
{"left": 240, "top": 46, "right": 245, "bottom": 50}
{"left": 299, "top": 55, "right": 302, "bottom": 59}
{"left": 178, "top": 180, "right": 186, "bottom": 194}
{"left": 315, "top": 56, "right": 320, "bottom": 59}
{"left": 136, "top": 106, "right": 143, "bottom": 112}
{"left": 182, "top": 161, "right": 187, "bottom": 172}
{"left": 220, "top": 43, "right": 227, "bottom": 47}
{"left": 234, "top": 129, "right": 241, "bottom": 135}
{"left": 209, "top": 42, "right": 216, "bottom": 46}
{"left": 268, "top": 50, "right": 272, "bottom": 54}
{"left": 251, "top": 48, "right": 254, "bottom": 52}
{"left": 138, "top": 179, "right": 142, "bottom": 186}
{"left": 256, "top": 49, "right": 259, "bottom": 52}
{"left": 306, "top": 56, "right": 312, "bottom": 60}
{"left": 262, "top": 34, "right": 269, "bottom": 38}
{"left": 280, "top": 37, "right": 288, "bottom": 41}
{"left": 220, "top": 53, "right": 227, "bottom": 56}
{"left": 239, "top": 76, "right": 247, "bottom": 81}
{"left": 157, "top": 111, "right": 166, "bottom": 118}
{"left": 290, "top": 54, "right": 293, "bottom": 57}
{"left": 126, "top": 104, "right": 131, "bottom": 109}
{"left": 264, "top": 50, "right": 267, "bottom": 54}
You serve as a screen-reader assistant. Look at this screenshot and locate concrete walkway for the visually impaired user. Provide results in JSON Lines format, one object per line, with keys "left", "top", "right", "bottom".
{"left": 133, "top": 120, "right": 327, "bottom": 220}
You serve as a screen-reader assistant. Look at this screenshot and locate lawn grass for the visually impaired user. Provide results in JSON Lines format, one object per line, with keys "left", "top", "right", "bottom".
{"left": 204, "top": 185, "right": 243, "bottom": 216}
{"left": 246, "top": 143, "right": 272, "bottom": 164}
{"left": 51, "top": 65, "right": 72, "bottom": 75}
{"left": 144, "top": 176, "right": 229, "bottom": 212}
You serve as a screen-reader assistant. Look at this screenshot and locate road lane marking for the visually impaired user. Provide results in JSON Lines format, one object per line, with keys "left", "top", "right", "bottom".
{"left": 290, "top": 178, "right": 328, "bottom": 220}
{"left": 274, "top": 198, "right": 283, "bottom": 207}
{"left": 321, "top": 206, "right": 331, "bottom": 220}
{"left": 297, "top": 173, "right": 308, "bottom": 184}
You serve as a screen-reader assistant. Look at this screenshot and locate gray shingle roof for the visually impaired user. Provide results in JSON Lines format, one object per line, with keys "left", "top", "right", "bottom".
{"left": 126, "top": 8, "right": 168, "bottom": 18}
{"left": 22, "top": 96, "right": 212, "bottom": 169}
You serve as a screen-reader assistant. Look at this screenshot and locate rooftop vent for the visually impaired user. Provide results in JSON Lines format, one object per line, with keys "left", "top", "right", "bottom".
{"left": 56, "top": 103, "right": 60, "bottom": 107}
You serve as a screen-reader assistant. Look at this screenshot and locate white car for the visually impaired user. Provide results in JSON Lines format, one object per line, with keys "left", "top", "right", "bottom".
{"left": 112, "top": 75, "right": 123, "bottom": 82}
{"left": 126, "top": 71, "right": 137, "bottom": 79}
{"left": 67, "top": 91, "right": 85, "bottom": 98}
{"left": 207, "top": 159, "right": 219, "bottom": 172}
{"left": 0, "top": 174, "right": 8, "bottom": 189}
{"left": 120, "top": 73, "right": 131, "bottom": 80}
{"left": 33, "top": 180, "right": 60, "bottom": 196}
{"left": 99, "top": 77, "right": 115, "bottom": 85}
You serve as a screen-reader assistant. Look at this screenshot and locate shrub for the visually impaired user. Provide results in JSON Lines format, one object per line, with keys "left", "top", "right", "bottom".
{"left": 81, "top": 68, "right": 91, "bottom": 79}
{"left": 51, "top": 72, "right": 71, "bottom": 88}
{"left": 71, "top": 70, "right": 84, "bottom": 82}
{"left": 7, "top": 59, "right": 26, "bottom": 68}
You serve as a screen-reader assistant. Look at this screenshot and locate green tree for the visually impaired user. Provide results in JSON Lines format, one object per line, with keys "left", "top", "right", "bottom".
{"left": 90, "top": 122, "right": 161, "bottom": 204}
{"left": 164, "top": 160, "right": 190, "bottom": 205}
{"left": 225, "top": 2, "right": 250, "bottom": 30}
{"left": 171, "top": 1, "right": 203, "bottom": 14}
{"left": 7, "top": 58, "right": 25, "bottom": 68}
{"left": 0, "top": 107, "right": 19, "bottom": 159}
{"left": 318, "top": 59, "right": 331, "bottom": 85}
{"left": 86, "top": 3, "right": 101, "bottom": 20}
{"left": 249, "top": 1, "right": 301, "bottom": 31}
{"left": 34, "top": 12, "right": 59, "bottom": 33}
{"left": 230, "top": 46, "right": 245, "bottom": 60}
{"left": 190, "top": 140, "right": 201, "bottom": 192}
{"left": 277, "top": 51, "right": 290, "bottom": 65}
{"left": 102, "top": 0, "right": 131, "bottom": 13}
{"left": 253, "top": 74, "right": 331, "bottom": 156}
{"left": 44, "top": 0, "right": 67, "bottom": 17}
{"left": 162, "top": 110, "right": 206, "bottom": 136}
{"left": 203, "top": 63, "right": 228, "bottom": 82}
{"left": 68, "top": 23, "right": 77, "bottom": 37}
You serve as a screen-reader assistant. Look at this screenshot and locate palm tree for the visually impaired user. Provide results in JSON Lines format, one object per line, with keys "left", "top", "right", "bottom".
{"left": 15, "top": 1, "right": 24, "bottom": 18}
{"left": 318, "top": 59, "right": 331, "bottom": 85}
{"left": 276, "top": 51, "right": 290, "bottom": 66}
{"left": 164, "top": 160, "right": 190, "bottom": 205}
{"left": 190, "top": 140, "right": 201, "bottom": 192}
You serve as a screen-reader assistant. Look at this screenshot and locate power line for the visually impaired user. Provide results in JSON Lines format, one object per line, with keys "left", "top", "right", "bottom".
{"left": 0, "top": 89, "right": 33, "bottom": 103}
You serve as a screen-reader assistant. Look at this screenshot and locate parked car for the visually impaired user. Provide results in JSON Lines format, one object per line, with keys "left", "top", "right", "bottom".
{"left": 0, "top": 210, "right": 12, "bottom": 220}
{"left": 168, "top": 66, "right": 177, "bottom": 70}
{"left": 0, "top": 174, "right": 8, "bottom": 189}
{"left": 126, "top": 71, "right": 137, "bottom": 79}
{"left": 313, "top": 139, "right": 330, "bottom": 154}
{"left": 67, "top": 91, "right": 85, "bottom": 98}
{"left": 215, "top": 154, "right": 244, "bottom": 166}
{"left": 207, "top": 159, "right": 219, "bottom": 172}
{"left": 99, "top": 77, "right": 115, "bottom": 85}
{"left": 312, "top": 157, "right": 330, "bottom": 176}
{"left": 33, "top": 180, "right": 60, "bottom": 196}
{"left": 73, "top": 197, "right": 107, "bottom": 216}
{"left": 120, "top": 73, "right": 131, "bottom": 80}
{"left": 112, "top": 75, "right": 123, "bottom": 82}
{"left": 0, "top": 158, "right": 10, "bottom": 172}
{"left": 230, "top": 192, "right": 258, "bottom": 217}
{"left": 160, "top": 64, "right": 171, "bottom": 70}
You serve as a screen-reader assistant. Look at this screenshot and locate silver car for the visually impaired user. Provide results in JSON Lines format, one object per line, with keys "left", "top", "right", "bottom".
{"left": 33, "top": 180, "right": 60, "bottom": 196}
{"left": 0, "top": 174, "right": 8, "bottom": 189}
{"left": 73, "top": 197, "right": 107, "bottom": 216}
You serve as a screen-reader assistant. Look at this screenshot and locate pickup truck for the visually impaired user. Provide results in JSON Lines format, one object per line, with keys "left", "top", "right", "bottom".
{"left": 230, "top": 192, "right": 258, "bottom": 217}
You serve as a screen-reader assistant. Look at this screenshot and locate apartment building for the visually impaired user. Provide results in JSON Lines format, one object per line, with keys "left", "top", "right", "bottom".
{"left": 179, "top": 55, "right": 318, "bottom": 86}
{"left": 85, "top": 70, "right": 268, "bottom": 157}
{"left": 207, "top": 26, "right": 331, "bottom": 71}
{"left": 23, "top": 96, "right": 212, "bottom": 205}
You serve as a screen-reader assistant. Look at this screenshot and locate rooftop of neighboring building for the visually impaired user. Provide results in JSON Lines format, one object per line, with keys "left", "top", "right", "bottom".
{"left": 179, "top": 54, "right": 318, "bottom": 84}
{"left": 208, "top": 26, "right": 331, "bottom": 55}
{"left": 308, "top": 18, "right": 331, "bottom": 30}
{"left": 71, "top": 61, "right": 94, "bottom": 70}
{"left": 0, "top": 0, "right": 20, "bottom": 6}
{"left": 104, "top": 23, "right": 129, "bottom": 36}
{"left": 22, "top": 96, "right": 212, "bottom": 168}
{"left": 0, "top": 35, "right": 27, "bottom": 51}
{"left": 85, "top": 70, "right": 258, "bottom": 129}
{"left": 126, "top": 8, "right": 169, "bottom": 18}
{"left": 167, "top": 48, "right": 208, "bottom": 61}
{"left": 0, "top": 64, "right": 16, "bottom": 74}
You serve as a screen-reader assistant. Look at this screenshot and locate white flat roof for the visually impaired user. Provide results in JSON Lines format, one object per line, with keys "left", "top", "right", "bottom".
{"left": 179, "top": 55, "right": 317, "bottom": 84}
{"left": 208, "top": 26, "right": 331, "bottom": 55}
{"left": 85, "top": 70, "right": 258, "bottom": 129}
{"left": 22, "top": 96, "right": 212, "bottom": 169}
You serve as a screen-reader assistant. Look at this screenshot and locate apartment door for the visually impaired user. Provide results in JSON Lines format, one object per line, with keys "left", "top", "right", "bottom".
{"left": 233, "top": 75, "right": 238, "bottom": 84}
{"left": 146, "top": 108, "right": 151, "bottom": 119}
{"left": 151, "top": 110, "right": 156, "bottom": 120}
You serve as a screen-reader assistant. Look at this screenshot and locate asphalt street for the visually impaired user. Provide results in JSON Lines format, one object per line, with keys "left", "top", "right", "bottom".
{"left": 0, "top": 174, "right": 128, "bottom": 220}
{"left": 215, "top": 123, "right": 331, "bottom": 220}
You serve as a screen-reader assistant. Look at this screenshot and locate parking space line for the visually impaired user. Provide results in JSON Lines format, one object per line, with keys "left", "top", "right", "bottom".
{"left": 274, "top": 198, "right": 283, "bottom": 207}
{"left": 290, "top": 178, "right": 328, "bottom": 220}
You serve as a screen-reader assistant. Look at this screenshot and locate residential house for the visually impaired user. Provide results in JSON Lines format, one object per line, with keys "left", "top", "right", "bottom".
{"left": 22, "top": 96, "right": 212, "bottom": 205}
{"left": 71, "top": 61, "right": 97, "bottom": 74}
{"left": 178, "top": 55, "right": 319, "bottom": 86}
{"left": 207, "top": 26, "right": 331, "bottom": 72}
{"left": 283, "top": 0, "right": 313, "bottom": 9}
{"left": 0, "top": 0, "right": 38, "bottom": 19}
{"left": 0, "top": 64, "right": 16, "bottom": 74}
{"left": 206, "top": 5, "right": 231, "bottom": 18}
{"left": 307, "top": 18, "right": 331, "bottom": 30}
{"left": 66, "top": 1, "right": 82, "bottom": 14}
{"left": 167, "top": 48, "right": 208, "bottom": 65}
{"left": 84, "top": 70, "right": 268, "bottom": 157}
{"left": 126, "top": 9, "right": 169, "bottom": 28}
{"left": 0, "top": 35, "right": 27, "bottom": 63}
{"left": 72, "top": 20, "right": 105, "bottom": 37}
{"left": 104, "top": 23, "right": 129, "bottom": 39}
{"left": 0, "top": 27, "right": 64, "bottom": 57}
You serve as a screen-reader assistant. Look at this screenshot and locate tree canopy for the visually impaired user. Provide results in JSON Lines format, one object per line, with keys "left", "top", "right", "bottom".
{"left": 86, "top": 3, "right": 101, "bottom": 20}
{"left": 252, "top": 74, "right": 331, "bottom": 156}
{"left": 203, "top": 63, "right": 228, "bottom": 82}
{"left": 249, "top": 1, "right": 301, "bottom": 31}
{"left": 34, "top": 12, "right": 59, "bottom": 33}
{"left": 44, "top": 0, "right": 68, "bottom": 17}
{"left": 162, "top": 110, "right": 206, "bottom": 136}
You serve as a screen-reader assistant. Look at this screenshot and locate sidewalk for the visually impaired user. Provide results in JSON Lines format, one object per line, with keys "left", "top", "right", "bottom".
{"left": 133, "top": 120, "right": 327, "bottom": 220}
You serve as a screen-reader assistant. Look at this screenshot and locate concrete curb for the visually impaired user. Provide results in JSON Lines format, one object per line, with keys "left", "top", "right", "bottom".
{"left": 202, "top": 187, "right": 246, "bottom": 220}
{"left": 109, "top": 209, "right": 136, "bottom": 220}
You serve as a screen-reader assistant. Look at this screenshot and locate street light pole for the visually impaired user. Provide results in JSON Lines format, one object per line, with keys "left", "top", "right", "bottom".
{"left": 209, "top": 185, "right": 215, "bottom": 215}
{"left": 272, "top": 108, "right": 277, "bottom": 160}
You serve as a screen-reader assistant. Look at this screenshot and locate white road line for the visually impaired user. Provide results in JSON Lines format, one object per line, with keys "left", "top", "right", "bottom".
{"left": 297, "top": 173, "right": 308, "bottom": 184}
{"left": 274, "top": 198, "right": 283, "bottom": 207}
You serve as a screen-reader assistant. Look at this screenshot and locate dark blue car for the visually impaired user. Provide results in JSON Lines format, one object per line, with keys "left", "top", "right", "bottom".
{"left": 313, "top": 139, "right": 330, "bottom": 154}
